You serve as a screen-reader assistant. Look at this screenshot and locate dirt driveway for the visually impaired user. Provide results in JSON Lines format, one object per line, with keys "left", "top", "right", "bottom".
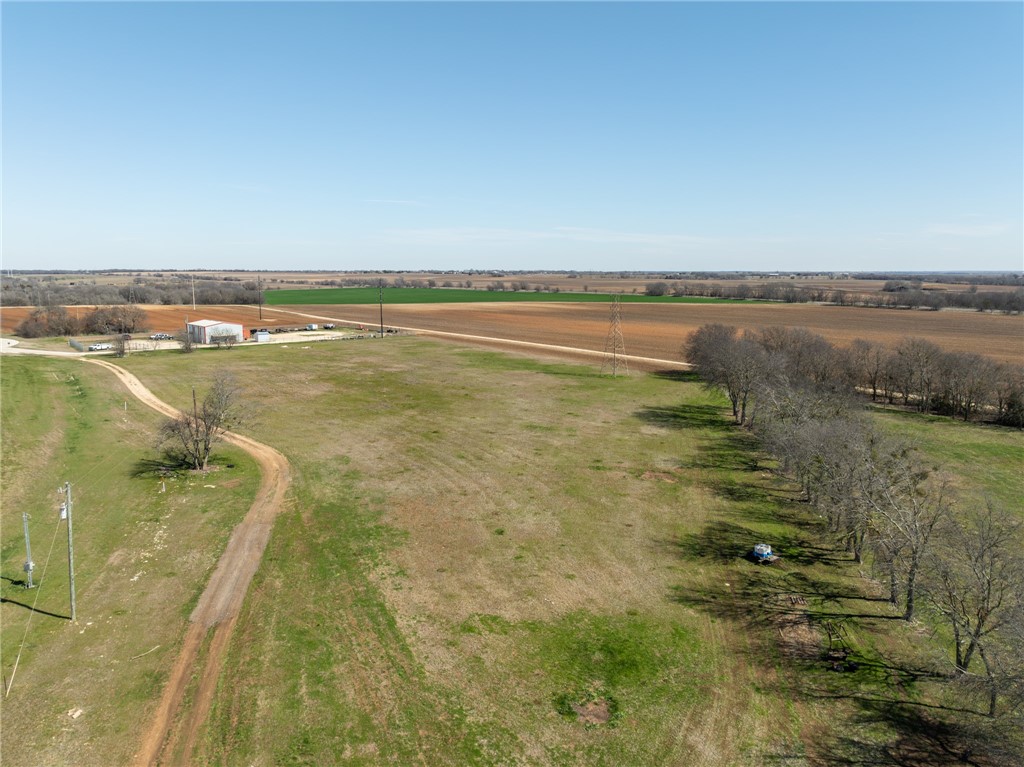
{"left": 83, "top": 359, "right": 291, "bottom": 766}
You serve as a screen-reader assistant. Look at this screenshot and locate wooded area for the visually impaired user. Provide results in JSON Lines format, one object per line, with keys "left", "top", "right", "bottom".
{"left": 685, "top": 323, "right": 1024, "bottom": 725}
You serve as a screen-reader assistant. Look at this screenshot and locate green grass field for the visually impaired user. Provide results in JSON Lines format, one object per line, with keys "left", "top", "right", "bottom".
{"left": 0, "top": 355, "right": 259, "bottom": 766}
{"left": 3, "top": 341, "right": 1021, "bottom": 765}
{"left": 264, "top": 286, "right": 752, "bottom": 305}
{"left": 874, "top": 407, "right": 1024, "bottom": 512}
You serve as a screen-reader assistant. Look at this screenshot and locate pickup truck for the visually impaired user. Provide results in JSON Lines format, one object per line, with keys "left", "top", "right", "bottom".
{"left": 88, "top": 343, "right": 113, "bottom": 351}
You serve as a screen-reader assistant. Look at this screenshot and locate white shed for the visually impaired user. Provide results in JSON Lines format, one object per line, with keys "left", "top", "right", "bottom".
{"left": 186, "top": 320, "right": 244, "bottom": 345}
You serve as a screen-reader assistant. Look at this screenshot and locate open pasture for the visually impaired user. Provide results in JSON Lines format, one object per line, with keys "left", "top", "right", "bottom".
{"left": 110, "top": 337, "right": 1022, "bottom": 765}
{"left": 2, "top": 334, "right": 1022, "bottom": 764}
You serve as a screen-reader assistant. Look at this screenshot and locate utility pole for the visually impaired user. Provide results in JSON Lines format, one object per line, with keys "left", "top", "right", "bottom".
{"left": 378, "top": 279, "right": 385, "bottom": 337}
{"left": 191, "top": 274, "right": 197, "bottom": 310}
{"left": 22, "top": 513, "right": 34, "bottom": 589}
{"left": 60, "top": 482, "right": 76, "bottom": 621}
{"left": 258, "top": 274, "right": 263, "bottom": 321}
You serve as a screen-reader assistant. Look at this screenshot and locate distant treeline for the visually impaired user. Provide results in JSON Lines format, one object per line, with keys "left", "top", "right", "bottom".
{"left": 684, "top": 324, "right": 1024, "bottom": 428}
{"left": 3, "top": 271, "right": 1022, "bottom": 314}
{"left": 645, "top": 280, "right": 1024, "bottom": 313}
{"left": 14, "top": 305, "right": 149, "bottom": 337}
{"left": 1, "top": 274, "right": 263, "bottom": 307}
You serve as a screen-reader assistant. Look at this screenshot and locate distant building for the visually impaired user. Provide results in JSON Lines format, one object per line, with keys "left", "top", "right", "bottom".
{"left": 186, "top": 320, "right": 243, "bottom": 345}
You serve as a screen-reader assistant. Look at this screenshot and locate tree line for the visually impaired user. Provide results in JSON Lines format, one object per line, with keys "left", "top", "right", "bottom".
{"left": 2, "top": 274, "right": 263, "bottom": 308}
{"left": 684, "top": 323, "right": 1024, "bottom": 725}
{"left": 647, "top": 280, "right": 1024, "bottom": 313}
{"left": 14, "top": 304, "right": 150, "bottom": 338}
{"left": 686, "top": 324, "right": 1024, "bottom": 428}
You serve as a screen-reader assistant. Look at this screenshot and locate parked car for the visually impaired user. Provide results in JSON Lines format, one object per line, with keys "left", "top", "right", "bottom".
{"left": 88, "top": 343, "right": 113, "bottom": 351}
{"left": 323, "top": 323, "right": 335, "bottom": 329}
{"left": 150, "top": 333, "right": 172, "bottom": 340}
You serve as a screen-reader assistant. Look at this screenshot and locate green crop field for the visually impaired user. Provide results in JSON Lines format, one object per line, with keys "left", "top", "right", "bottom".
{"left": 3, "top": 340, "right": 1021, "bottom": 765}
{"left": 264, "top": 286, "right": 751, "bottom": 305}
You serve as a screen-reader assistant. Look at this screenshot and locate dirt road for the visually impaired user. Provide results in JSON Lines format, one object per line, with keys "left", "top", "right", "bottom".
{"left": 85, "top": 359, "right": 291, "bottom": 767}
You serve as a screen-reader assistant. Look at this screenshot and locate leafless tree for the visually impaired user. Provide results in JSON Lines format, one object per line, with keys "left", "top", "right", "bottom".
{"left": 861, "top": 442, "right": 952, "bottom": 621}
{"left": 993, "top": 364, "right": 1024, "bottom": 428}
{"left": 849, "top": 338, "right": 887, "bottom": 401}
{"left": 935, "top": 352, "right": 995, "bottom": 421}
{"left": 925, "top": 500, "right": 1023, "bottom": 714}
{"left": 683, "top": 324, "right": 770, "bottom": 426}
{"left": 896, "top": 337, "right": 942, "bottom": 412}
{"left": 158, "top": 373, "right": 243, "bottom": 471}
{"left": 175, "top": 329, "right": 195, "bottom": 353}
{"left": 112, "top": 334, "right": 128, "bottom": 358}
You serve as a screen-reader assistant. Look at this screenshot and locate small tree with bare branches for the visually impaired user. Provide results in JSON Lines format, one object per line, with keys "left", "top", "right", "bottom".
{"left": 158, "top": 373, "right": 242, "bottom": 471}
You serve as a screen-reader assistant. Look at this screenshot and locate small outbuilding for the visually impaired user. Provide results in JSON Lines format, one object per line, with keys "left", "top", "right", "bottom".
{"left": 251, "top": 330, "right": 271, "bottom": 343}
{"left": 186, "top": 320, "right": 244, "bottom": 345}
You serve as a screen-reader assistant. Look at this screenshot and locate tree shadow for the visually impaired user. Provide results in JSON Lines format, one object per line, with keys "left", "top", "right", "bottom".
{"left": 808, "top": 697, "right": 1017, "bottom": 766}
{"left": 635, "top": 403, "right": 734, "bottom": 432}
{"left": 130, "top": 457, "right": 192, "bottom": 478}
{"left": 661, "top": 520, "right": 761, "bottom": 564}
{"left": 650, "top": 369, "right": 702, "bottom": 384}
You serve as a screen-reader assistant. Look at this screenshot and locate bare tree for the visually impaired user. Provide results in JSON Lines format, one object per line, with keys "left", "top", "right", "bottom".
{"left": 175, "top": 329, "right": 195, "bottom": 354}
{"left": 862, "top": 442, "right": 952, "bottom": 621}
{"left": 925, "top": 500, "right": 1023, "bottom": 714}
{"left": 936, "top": 352, "right": 995, "bottom": 421}
{"left": 683, "top": 324, "right": 770, "bottom": 426}
{"left": 896, "top": 337, "right": 942, "bottom": 412}
{"left": 993, "top": 364, "right": 1024, "bottom": 428}
{"left": 211, "top": 333, "right": 237, "bottom": 349}
{"left": 158, "top": 373, "right": 243, "bottom": 471}
{"left": 849, "top": 338, "right": 886, "bottom": 401}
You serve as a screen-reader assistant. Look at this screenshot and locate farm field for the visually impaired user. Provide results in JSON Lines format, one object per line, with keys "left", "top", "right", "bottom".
{"left": 14, "top": 269, "right": 1021, "bottom": 297}
{"left": 4, "top": 299, "right": 1022, "bottom": 365}
{"left": 108, "top": 339, "right": 1019, "bottom": 764}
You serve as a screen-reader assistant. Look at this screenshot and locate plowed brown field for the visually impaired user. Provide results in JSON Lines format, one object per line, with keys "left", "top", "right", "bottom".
{"left": 3, "top": 302, "right": 1022, "bottom": 364}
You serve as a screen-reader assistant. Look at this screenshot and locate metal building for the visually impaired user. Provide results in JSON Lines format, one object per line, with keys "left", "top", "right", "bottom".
{"left": 186, "top": 320, "right": 244, "bottom": 345}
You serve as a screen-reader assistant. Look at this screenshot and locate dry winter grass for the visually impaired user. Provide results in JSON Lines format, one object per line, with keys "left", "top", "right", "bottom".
{"left": 4, "top": 334, "right": 1021, "bottom": 765}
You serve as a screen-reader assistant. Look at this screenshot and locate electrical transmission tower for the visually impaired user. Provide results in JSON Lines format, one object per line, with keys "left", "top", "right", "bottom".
{"left": 601, "top": 295, "right": 628, "bottom": 376}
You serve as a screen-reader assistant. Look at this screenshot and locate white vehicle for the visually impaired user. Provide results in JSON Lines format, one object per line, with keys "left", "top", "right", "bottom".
{"left": 305, "top": 323, "right": 318, "bottom": 330}
{"left": 88, "top": 343, "right": 113, "bottom": 351}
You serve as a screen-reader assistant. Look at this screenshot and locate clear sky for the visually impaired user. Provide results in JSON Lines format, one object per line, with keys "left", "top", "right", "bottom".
{"left": 2, "top": 1, "right": 1021, "bottom": 273}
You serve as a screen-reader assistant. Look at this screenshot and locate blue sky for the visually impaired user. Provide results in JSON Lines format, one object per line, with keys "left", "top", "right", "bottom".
{"left": 2, "top": 1, "right": 1021, "bottom": 272}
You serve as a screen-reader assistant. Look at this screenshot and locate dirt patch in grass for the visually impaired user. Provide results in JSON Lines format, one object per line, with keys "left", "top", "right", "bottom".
{"left": 572, "top": 698, "right": 612, "bottom": 724}
{"left": 772, "top": 596, "right": 821, "bottom": 662}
